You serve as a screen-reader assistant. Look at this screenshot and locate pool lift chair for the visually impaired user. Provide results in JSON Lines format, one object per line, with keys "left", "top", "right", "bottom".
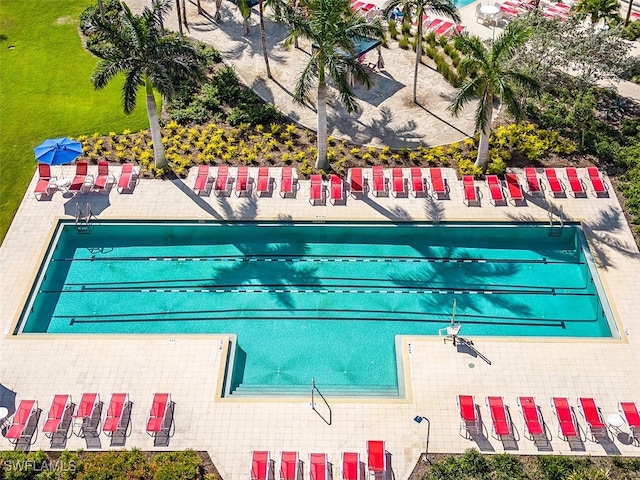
{"left": 438, "top": 299, "right": 462, "bottom": 343}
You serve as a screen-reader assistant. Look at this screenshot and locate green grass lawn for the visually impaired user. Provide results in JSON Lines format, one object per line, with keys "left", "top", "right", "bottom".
{"left": 0, "top": 0, "right": 151, "bottom": 244}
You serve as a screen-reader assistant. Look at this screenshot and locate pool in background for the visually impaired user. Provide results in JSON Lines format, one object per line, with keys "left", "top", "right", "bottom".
{"left": 17, "top": 221, "right": 617, "bottom": 397}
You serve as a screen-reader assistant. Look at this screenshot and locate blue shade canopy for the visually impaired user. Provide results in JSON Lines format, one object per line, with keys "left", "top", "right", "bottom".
{"left": 313, "top": 35, "right": 382, "bottom": 59}
{"left": 34, "top": 137, "right": 83, "bottom": 166}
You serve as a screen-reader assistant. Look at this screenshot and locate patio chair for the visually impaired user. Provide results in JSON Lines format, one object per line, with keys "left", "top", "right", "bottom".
{"left": 550, "top": 397, "right": 579, "bottom": 441}
{"left": 146, "top": 393, "right": 172, "bottom": 437}
{"left": 117, "top": 163, "right": 137, "bottom": 193}
{"left": 309, "top": 453, "right": 328, "bottom": 480}
{"left": 486, "top": 396, "right": 511, "bottom": 439}
{"left": 342, "top": 452, "right": 361, "bottom": 480}
{"left": 214, "top": 165, "right": 230, "bottom": 196}
{"left": 524, "top": 167, "right": 543, "bottom": 195}
{"left": 72, "top": 392, "right": 100, "bottom": 437}
{"left": 367, "top": 440, "right": 385, "bottom": 476}
{"left": 411, "top": 168, "right": 425, "bottom": 197}
{"left": 34, "top": 163, "right": 57, "bottom": 199}
{"left": 391, "top": 168, "right": 405, "bottom": 197}
{"left": 457, "top": 395, "right": 480, "bottom": 438}
{"left": 586, "top": 166, "right": 608, "bottom": 196}
{"left": 68, "top": 161, "right": 93, "bottom": 194}
{"left": 280, "top": 167, "right": 296, "bottom": 197}
{"left": 310, "top": 174, "right": 324, "bottom": 205}
{"left": 619, "top": 401, "right": 640, "bottom": 444}
{"left": 5, "top": 399, "right": 38, "bottom": 444}
{"left": 518, "top": 396, "right": 545, "bottom": 440}
{"left": 544, "top": 168, "right": 565, "bottom": 197}
{"left": 505, "top": 173, "right": 524, "bottom": 204}
{"left": 577, "top": 397, "right": 607, "bottom": 441}
{"left": 256, "top": 167, "right": 272, "bottom": 195}
{"left": 236, "top": 166, "right": 252, "bottom": 196}
{"left": 193, "top": 165, "right": 211, "bottom": 195}
{"left": 433, "top": 21, "right": 454, "bottom": 35}
{"left": 486, "top": 175, "right": 506, "bottom": 205}
{"left": 438, "top": 322, "right": 461, "bottom": 342}
{"left": 251, "top": 451, "right": 271, "bottom": 480}
{"left": 42, "top": 394, "right": 72, "bottom": 438}
{"left": 565, "top": 167, "right": 585, "bottom": 197}
{"left": 103, "top": 393, "right": 130, "bottom": 436}
{"left": 429, "top": 168, "right": 447, "bottom": 198}
{"left": 462, "top": 175, "right": 478, "bottom": 206}
{"left": 93, "top": 160, "right": 112, "bottom": 193}
{"left": 372, "top": 166, "right": 386, "bottom": 196}
{"left": 330, "top": 174, "right": 344, "bottom": 204}
{"left": 348, "top": 168, "right": 365, "bottom": 197}
{"left": 280, "top": 451, "right": 299, "bottom": 480}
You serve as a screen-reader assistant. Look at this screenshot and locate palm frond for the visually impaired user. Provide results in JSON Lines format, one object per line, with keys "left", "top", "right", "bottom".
{"left": 122, "top": 68, "right": 144, "bottom": 114}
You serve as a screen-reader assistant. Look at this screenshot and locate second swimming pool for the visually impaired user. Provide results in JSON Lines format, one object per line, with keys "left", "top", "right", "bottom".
{"left": 18, "top": 221, "right": 616, "bottom": 396}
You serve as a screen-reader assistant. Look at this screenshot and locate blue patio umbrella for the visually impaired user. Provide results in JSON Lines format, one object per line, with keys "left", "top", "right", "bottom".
{"left": 34, "top": 137, "right": 83, "bottom": 166}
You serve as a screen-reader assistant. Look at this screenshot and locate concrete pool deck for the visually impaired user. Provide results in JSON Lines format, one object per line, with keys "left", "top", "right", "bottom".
{"left": 0, "top": 165, "right": 639, "bottom": 476}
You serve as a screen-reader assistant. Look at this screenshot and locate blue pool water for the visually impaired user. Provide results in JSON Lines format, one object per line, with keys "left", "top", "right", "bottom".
{"left": 19, "top": 221, "right": 615, "bottom": 396}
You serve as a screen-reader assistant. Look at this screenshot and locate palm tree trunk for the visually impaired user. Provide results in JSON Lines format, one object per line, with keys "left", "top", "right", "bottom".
{"left": 196, "top": 0, "right": 203, "bottom": 14}
{"left": 624, "top": 0, "right": 634, "bottom": 25}
{"left": 215, "top": 0, "right": 223, "bottom": 22}
{"left": 97, "top": 0, "right": 105, "bottom": 21}
{"left": 259, "top": 0, "right": 272, "bottom": 79}
{"left": 175, "top": 0, "right": 184, "bottom": 36}
{"left": 413, "top": 14, "right": 423, "bottom": 104}
{"left": 243, "top": 17, "right": 250, "bottom": 35}
{"left": 145, "top": 78, "right": 166, "bottom": 168}
{"left": 315, "top": 81, "right": 329, "bottom": 170}
{"left": 475, "top": 102, "right": 493, "bottom": 168}
{"left": 182, "top": 0, "right": 189, "bottom": 31}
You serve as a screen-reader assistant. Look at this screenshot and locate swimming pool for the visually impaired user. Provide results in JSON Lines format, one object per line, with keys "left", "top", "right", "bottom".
{"left": 18, "top": 221, "right": 616, "bottom": 396}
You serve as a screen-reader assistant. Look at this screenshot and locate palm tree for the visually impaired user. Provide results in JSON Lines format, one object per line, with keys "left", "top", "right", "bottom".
{"left": 383, "top": 0, "right": 459, "bottom": 104}
{"left": 237, "top": 0, "right": 253, "bottom": 35}
{"left": 90, "top": 0, "right": 208, "bottom": 168}
{"left": 281, "top": 0, "right": 384, "bottom": 170}
{"left": 449, "top": 25, "right": 540, "bottom": 168}
{"left": 573, "top": 0, "right": 621, "bottom": 25}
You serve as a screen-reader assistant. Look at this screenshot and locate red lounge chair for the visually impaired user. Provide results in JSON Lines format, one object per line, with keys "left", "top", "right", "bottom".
{"left": 280, "top": 451, "right": 298, "bottom": 480}
{"left": 146, "top": 393, "right": 171, "bottom": 436}
{"left": 251, "top": 451, "right": 270, "bottom": 480}
{"left": 577, "top": 397, "right": 606, "bottom": 441}
{"left": 257, "top": 167, "right": 271, "bottom": 195}
{"left": 392, "top": 168, "right": 405, "bottom": 197}
{"left": 103, "top": 393, "right": 130, "bottom": 436}
{"left": 236, "top": 166, "right": 251, "bottom": 196}
{"left": 411, "top": 168, "right": 424, "bottom": 197}
{"left": 214, "top": 165, "right": 229, "bottom": 196}
{"left": 565, "top": 167, "right": 585, "bottom": 196}
{"left": 280, "top": 167, "right": 295, "bottom": 197}
{"left": 309, "top": 453, "right": 328, "bottom": 480}
{"left": 310, "top": 174, "right": 324, "bottom": 204}
{"left": 69, "top": 161, "right": 92, "bottom": 194}
{"left": 93, "top": 160, "right": 111, "bottom": 192}
{"left": 351, "top": 1, "right": 365, "bottom": 10}
{"left": 518, "top": 396, "right": 544, "bottom": 439}
{"left": 193, "top": 165, "right": 211, "bottom": 195}
{"left": 524, "top": 167, "right": 543, "bottom": 195}
{"left": 463, "top": 175, "right": 478, "bottom": 206}
{"left": 486, "top": 175, "right": 505, "bottom": 205}
{"left": 349, "top": 168, "right": 364, "bottom": 196}
{"left": 117, "top": 163, "right": 136, "bottom": 192}
{"left": 429, "top": 168, "right": 446, "bottom": 197}
{"left": 457, "top": 395, "right": 480, "bottom": 437}
{"left": 426, "top": 18, "right": 445, "bottom": 31}
{"left": 434, "top": 21, "right": 454, "bottom": 35}
{"left": 372, "top": 166, "right": 385, "bottom": 196}
{"left": 34, "top": 163, "right": 56, "bottom": 199}
{"left": 586, "top": 166, "right": 607, "bottom": 196}
{"left": 367, "top": 440, "right": 385, "bottom": 475}
{"left": 42, "top": 394, "right": 72, "bottom": 438}
{"left": 486, "top": 396, "right": 511, "bottom": 438}
{"left": 544, "top": 168, "right": 564, "bottom": 196}
{"left": 551, "top": 397, "right": 579, "bottom": 440}
{"left": 330, "top": 174, "right": 343, "bottom": 204}
{"left": 73, "top": 392, "right": 100, "bottom": 436}
{"left": 5, "top": 400, "right": 38, "bottom": 444}
{"left": 505, "top": 173, "right": 524, "bottom": 203}
{"left": 619, "top": 402, "right": 640, "bottom": 443}
{"left": 342, "top": 452, "right": 360, "bottom": 480}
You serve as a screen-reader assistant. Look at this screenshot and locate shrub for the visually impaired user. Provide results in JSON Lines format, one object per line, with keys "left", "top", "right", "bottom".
{"left": 537, "top": 455, "right": 592, "bottom": 480}
{"left": 399, "top": 34, "right": 410, "bottom": 49}
{"left": 486, "top": 156, "right": 507, "bottom": 175}
{"left": 490, "top": 453, "right": 525, "bottom": 480}
{"left": 458, "top": 159, "right": 483, "bottom": 178}
{"left": 152, "top": 450, "right": 202, "bottom": 480}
